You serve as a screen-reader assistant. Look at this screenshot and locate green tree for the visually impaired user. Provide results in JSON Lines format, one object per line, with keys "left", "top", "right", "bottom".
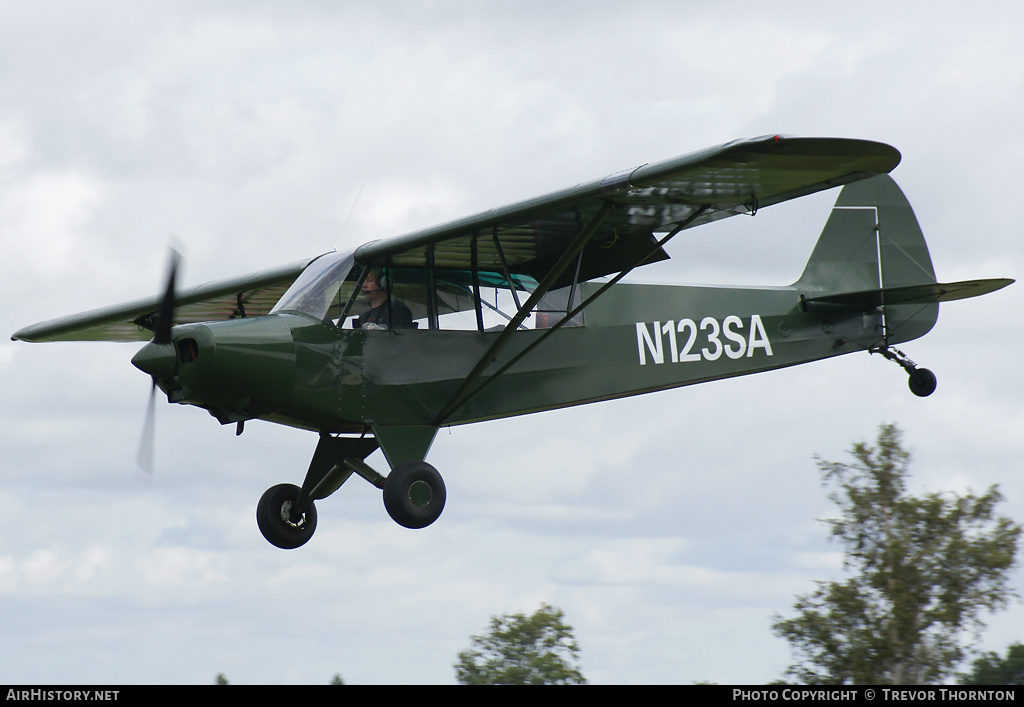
{"left": 959, "top": 643, "right": 1024, "bottom": 685}
{"left": 454, "top": 603, "right": 587, "bottom": 685}
{"left": 772, "top": 424, "right": 1021, "bottom": 685}
{"left": 330, "top": 673, "right": 345, "bottom": 685}
{"left": 215, "top": 672, "right": 229, "bottom": 685}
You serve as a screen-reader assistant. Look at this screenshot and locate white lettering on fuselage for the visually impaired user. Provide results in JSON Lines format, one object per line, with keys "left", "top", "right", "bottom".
{"left": 636, "top": 315, "right": 773, "bottom": 365}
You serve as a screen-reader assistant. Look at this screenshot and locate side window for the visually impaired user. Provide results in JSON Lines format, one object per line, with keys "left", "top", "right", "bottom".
{"left": 535, "top": 284, "right": 584, "bottom": 329}
{"left": 339, "top": 265, "right": 585, "bottom": 332}
{"left": 430, "top": 270, "right": 584, "bottom": 331}
{"left": 434, "top": 272, "right": 530, "bottom": 331}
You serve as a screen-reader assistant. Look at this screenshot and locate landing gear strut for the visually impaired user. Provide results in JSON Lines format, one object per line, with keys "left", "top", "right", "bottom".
{"left": 872, "top": 346, "right": 937, "bottom": 397}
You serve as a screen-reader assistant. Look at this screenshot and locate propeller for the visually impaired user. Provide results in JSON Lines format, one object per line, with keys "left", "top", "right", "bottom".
{"left": 136, "top": 383, "right": 158, "bottom": 473}
{"left": 135, "top": 248, "right": 181, "bottom": 473}
{"left": 154, "top": 248, "right": 180, "bottom": 345}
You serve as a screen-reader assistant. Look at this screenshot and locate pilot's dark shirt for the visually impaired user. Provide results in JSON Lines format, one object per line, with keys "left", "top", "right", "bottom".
{"left": 356, "top": 301, "right": 414, "bottom": 330}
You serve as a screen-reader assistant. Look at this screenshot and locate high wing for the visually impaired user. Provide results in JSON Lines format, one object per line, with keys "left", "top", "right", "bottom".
{"left": 355, "top": 135, "right": 901, "bottom": 288}
{"left": 12, "top": 258, "right": 314, "bottom": 343}
{"left": 350, "top": 134, "right": 902, "bottom": 423}
{"left": 13, "top": 135, "right": 899, "bottom": 345}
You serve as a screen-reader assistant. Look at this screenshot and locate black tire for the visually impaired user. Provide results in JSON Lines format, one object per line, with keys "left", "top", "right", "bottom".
{"left": 908, "top": 368, "right": 937, "bottom": 397}
{"left": 256, "top": 483, "right": 317, "bottom": 549}
{"left": 383, "top": 461, "right": 446, "bottom": 529}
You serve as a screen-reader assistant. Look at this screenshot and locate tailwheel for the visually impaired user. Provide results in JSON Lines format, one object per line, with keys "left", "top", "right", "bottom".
{"left": 383, "top": 461, "right": 446, "bottom": 529}
{"left": 256, "top": 483, "right": 318, "bottom": 549}
{"left": 871, "top": 346, "right": 937, "bottom": 398}
{"left": 908, "top": 367, "right": 937, "bottom": 397}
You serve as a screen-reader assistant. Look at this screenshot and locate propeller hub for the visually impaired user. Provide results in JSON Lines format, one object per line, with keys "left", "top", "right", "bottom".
{"left": 132, "top": 341, "right": 177, "bottom": 380}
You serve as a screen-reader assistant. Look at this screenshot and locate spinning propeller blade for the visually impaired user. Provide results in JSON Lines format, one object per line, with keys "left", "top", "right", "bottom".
{"left": 154, "top": 248, "right": 180, "bottom": 345}
{"left": 135, "top": 248, "right": 181, "bottom": 473}
{"left": 137, "top": 381, "right": 158, "bottom": 474}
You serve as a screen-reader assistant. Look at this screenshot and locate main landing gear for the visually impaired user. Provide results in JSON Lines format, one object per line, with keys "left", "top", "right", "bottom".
{"left": 255, "top": 434, "right": 446, "bottom": 549}
{"left": 382, "top": 461, "right": 447, "bottom": 530}
{"left": 872, "top": 346, "right": 937, "bottom": 398}
{"left": 256, "top": 483, "right": 317, "bottom": 550}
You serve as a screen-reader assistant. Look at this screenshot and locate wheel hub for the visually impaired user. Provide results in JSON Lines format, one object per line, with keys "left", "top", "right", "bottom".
{"left": 280, "top": 500, "right": 306, "bottom": 527}
{"left": 408, "top": 479, "right": 432, "bottom": 508}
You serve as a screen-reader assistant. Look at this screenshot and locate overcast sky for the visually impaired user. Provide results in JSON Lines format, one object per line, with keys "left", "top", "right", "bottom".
{"left": 2, "top": 1, "right": 1023, "bottom": 685}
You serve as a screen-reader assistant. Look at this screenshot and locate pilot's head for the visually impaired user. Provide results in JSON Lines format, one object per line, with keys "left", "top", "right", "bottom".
{"left": 362, "top": 267, "right": 388, "bottom": 305}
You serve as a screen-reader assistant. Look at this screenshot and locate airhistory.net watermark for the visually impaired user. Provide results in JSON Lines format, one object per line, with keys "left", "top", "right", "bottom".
{"left": 6, "top": 690, "right": 119, "bottom": 701}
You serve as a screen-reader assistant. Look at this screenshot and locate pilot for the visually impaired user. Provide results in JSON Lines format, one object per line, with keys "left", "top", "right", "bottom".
{"left": 355, "top": 267, "right": 414, "bottom": 330}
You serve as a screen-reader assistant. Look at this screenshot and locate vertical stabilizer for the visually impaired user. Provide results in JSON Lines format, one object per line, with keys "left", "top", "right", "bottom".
{"left": 795, "top": 174, "right": 938, "bottom": 345}
{"left": 796, "top": 174, "right": 936, "bottom": 292}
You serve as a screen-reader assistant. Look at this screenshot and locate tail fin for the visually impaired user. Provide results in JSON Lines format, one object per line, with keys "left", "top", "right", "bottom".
{"left": 796, "top": 175, "right": 1012, "bottom": 346}
{"left": 796, "top": 174, "right": 936, "bottom": 294}
{"left": 795, "top": 175, "right": 939, "bottom": 346}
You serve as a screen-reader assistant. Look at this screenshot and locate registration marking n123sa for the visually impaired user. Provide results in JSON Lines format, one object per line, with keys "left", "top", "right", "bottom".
{"left": 636, "top": 315, "right": 774, "bottom": 366}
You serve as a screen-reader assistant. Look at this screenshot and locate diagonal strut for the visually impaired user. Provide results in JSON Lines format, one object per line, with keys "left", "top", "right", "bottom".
{"left": 435, "top": 201, "right": 615, "bottom": 424}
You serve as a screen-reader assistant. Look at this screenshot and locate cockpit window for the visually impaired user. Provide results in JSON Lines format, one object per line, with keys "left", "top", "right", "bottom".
{"left": 356, "top": 267, "right": 583, "bottom": 331}
{"left": 270, "top": 251, "right": 358, "bottom": 320}
{"left": 273, "top": 253, "right": 584, "bottom": 331}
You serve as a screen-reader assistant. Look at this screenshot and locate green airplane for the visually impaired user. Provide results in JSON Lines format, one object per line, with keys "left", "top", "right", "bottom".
{"left": 12, "top": 135, "right": 1012, "bottom": 549}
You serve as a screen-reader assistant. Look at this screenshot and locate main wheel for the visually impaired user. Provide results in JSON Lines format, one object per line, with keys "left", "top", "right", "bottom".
{"left": 383, "top": 461, "right": 446, "bottom": 529}
{"left": 908, "top": 367, "right": 937, "bottom": 397}
{"left": 256, "top": 483, "right": 318, "bottom": 549}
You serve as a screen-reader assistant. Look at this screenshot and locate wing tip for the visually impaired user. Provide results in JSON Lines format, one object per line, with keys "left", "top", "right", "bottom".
{"left": 11, "top": 327, "right": 36, "bottom": 343}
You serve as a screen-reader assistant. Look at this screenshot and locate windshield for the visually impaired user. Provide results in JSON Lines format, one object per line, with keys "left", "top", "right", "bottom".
{"left": 270, "top": 251, "right": 357, "bottom": 320}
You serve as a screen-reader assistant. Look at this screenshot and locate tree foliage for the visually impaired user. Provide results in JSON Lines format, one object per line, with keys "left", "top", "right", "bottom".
{"left": 772, "top": 424, "right": 1021, "bottom": 685}
{"left": 959, "top": 643, "right": 1024, "bottom": 685}
{"left": 454, "top": 603, "right": 587, "bottom": 685}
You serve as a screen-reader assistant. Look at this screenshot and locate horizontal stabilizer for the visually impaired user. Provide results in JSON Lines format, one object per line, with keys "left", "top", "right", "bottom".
{"left": 802, "top": 278, "right": 1013, "bottom": 311}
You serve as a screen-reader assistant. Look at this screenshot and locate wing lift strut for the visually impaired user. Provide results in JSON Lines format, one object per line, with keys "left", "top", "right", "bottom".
{"left": 435, "top": 202, "right": 712, "bottom": 425}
